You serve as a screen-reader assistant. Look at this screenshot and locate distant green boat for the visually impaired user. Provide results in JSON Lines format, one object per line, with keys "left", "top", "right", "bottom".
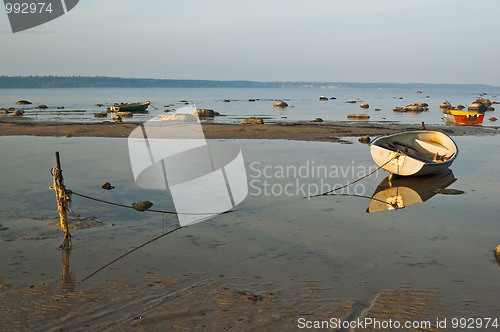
{"left": 107, "top": 101, "right": 150, "bottom": 112}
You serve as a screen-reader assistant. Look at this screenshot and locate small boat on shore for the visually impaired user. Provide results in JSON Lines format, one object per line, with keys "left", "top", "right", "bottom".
{"left": 370, "top": 130, "right": 458, "bottom": 176}
{"left": 107, "top": 101, "right": 150, "bottom": 112}
{"left": 443, "top": 109, "right": 484, "bottom": 125}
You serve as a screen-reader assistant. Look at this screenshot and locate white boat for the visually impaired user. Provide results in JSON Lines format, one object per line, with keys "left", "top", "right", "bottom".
{"left": 370, "top": 130, "right": 458, "bottom": 176}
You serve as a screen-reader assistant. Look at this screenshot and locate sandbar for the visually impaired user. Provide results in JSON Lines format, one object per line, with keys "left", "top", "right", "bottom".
{"left": 0, "top": 119, "right": 498, "bottom": 141}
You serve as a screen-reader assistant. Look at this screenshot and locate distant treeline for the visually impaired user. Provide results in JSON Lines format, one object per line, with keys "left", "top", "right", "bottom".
{"left": 0, "top": 76, "right": 495, "bottom": 90}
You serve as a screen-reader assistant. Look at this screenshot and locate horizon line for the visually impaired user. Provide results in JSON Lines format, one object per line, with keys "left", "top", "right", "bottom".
{"left": 1, "top": 75, "right": 498, "bottom": 88}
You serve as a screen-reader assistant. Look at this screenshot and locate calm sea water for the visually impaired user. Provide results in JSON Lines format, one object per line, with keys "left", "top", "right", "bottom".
{"left": 1, "top": 86, "right": 499, "bottom": 125}
{"left": 0, "top": 135, "right": 499, "bottom": 323}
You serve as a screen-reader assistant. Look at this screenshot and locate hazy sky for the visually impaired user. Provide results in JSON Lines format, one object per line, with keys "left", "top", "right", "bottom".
{"left": 1, "top": 0, "right": 499, "bottom": 85}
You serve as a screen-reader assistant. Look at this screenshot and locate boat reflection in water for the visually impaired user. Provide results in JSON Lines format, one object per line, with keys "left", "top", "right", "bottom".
{"left": 367, "top": 170, "right": 456, "bottom": 213}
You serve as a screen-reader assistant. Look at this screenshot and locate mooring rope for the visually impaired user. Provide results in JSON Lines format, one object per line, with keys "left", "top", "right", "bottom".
{"left": 68, "top": 190, "right": 235, "bottom": 216}
{"left": 50, "top": 165, "right": 72, "bottom": 250}
{"left": 307, "top": 152, "right": 400, "bottom": 198}
{"left": 81, "top": 226, "right": 183, "bottom": 283}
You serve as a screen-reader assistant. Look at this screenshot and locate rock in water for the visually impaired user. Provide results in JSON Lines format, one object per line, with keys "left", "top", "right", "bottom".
{"left": 273, "top": 101, "right": 288, "bottom": 108}
{"left": 13, "top": 110, "right": 24, "bottom": 116}
{"left": 241, "top": 117, "right": 264, "bottom": 124}
{"left": 440, "top": 101, "right": 452, "bottom": 110}
{"left": 358, "top": 136, "right": 371, "bottom": 144}
{"left": 116, "top": 111, "right": 133, "bottom": 118}
{"left": 495, "top": 245, "right": 500, "bottom": 263}
{"left": 194, "top": 109, "right": 215, "bottom": 118}
{"left": 360, "top": 103, "right": 369, "bottom": 108}
{"left": 313, "top": 118, "right": 323, "bottom": 122}
{"left": 16, "top": 100, "right": 32, "bottom": 105}
{"left": 94, "top": 112, "right": 107, "bottom": 118}
{"left": 101, "top": 182, "right": 115, "bottom": 190}
{"left": 433, "top": 188, "right": 464, "bottom": 195}
{"left": 347, "top": 114, "right": 370, "bottom": 119}
{"left": 132, "top": 201, "right": 154, "bottom": 212}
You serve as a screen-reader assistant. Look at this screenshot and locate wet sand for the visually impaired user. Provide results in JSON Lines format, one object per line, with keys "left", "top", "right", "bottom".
{"left": 0, "top": 119, "right": 498, "bottom": 141}
{"left": 1, "top": 130, "right": 499, "bottom": 330}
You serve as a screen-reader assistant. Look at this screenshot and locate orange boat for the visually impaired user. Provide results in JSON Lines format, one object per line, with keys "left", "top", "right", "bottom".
{"left": 444, "top": 109, "right": 484, "bottom": 125}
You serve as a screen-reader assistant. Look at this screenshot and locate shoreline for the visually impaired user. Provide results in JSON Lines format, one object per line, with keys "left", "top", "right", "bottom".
{"left": 0, "top": 119, "right": 498, "bottom": 142}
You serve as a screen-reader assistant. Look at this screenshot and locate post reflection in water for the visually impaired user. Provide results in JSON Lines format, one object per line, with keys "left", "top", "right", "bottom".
{"left": 61, "top": 249, "right": 76, "bottom": 291}
{"left": 367, "top": 170, "right": 457, "bottom": 213}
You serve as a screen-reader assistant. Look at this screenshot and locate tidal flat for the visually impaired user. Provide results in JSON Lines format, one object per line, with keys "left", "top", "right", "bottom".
{"left": 0, "top": 135, "right": 499, "bottom": 330}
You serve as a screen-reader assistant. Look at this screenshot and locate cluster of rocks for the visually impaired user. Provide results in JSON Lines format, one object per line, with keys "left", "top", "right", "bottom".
{"left": 393, "top": 103, "right": 429, "bottom": 113}
{"left": 468, "top": 98, "right": 495, "bottom": 112}
{"left": 0, "top": 107, "right": 24, "bottom": 116}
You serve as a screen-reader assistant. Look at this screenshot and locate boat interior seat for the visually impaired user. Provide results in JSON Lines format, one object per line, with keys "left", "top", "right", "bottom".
{"left": 413, "top": 139, "right": 450, "bottom": 156}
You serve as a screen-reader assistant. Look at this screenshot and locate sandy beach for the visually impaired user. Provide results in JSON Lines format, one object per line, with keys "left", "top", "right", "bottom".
{"left": 1, "top": 119, "right": 498, "bottom": 141}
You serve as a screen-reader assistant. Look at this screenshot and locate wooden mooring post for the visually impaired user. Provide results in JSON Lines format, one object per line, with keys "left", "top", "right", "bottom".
{"left": 51, "top": 151, "right": 72, "bottom": 250}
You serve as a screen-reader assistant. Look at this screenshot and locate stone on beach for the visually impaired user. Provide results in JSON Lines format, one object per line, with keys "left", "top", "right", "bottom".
{"left": 313, "top": 118, "right": 323, "bottom": 122}
{"left": 161, "top": 113, "right": 198, "bottom": 122}
{"left": 241, "top": 117, "right": 264, "bottom": 124}
{"left": 116, "top": 111, "right": 133, "bottom": 118}
{"left": 273, "top": 101, "right": 288, "bottom": 108}
{"left": 347, "top": 114, "right": 370, "bottom": 119}
{"left": 194, "top": 109, "right": 215, "bottom": 118}
{"left": 36, "top": 105, "right": 48, "bottom": 109}
{"left": 13, "top": 110, "right": 24, "bottom": 116}
{"left": 489, "top": 117, "right": 497, "bottom": 122}
{"left": 360, "top": 103, "right": 369, "bottom": 108}
{"left": 0, "top": 109, "right": 8, "bottom": 114}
